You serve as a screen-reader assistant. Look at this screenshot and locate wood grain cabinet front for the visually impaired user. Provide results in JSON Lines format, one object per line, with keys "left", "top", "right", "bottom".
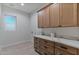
{"left": 34, "top": 37, "right": 55, "bottom": 55}
{"left": 39, "top": 39, "right": 55, "bottom": 55}
{"left": 55, "top": 48, "right": 71, "bottom": 55}
{"left": 38, "top": 6, "right": 50, "bottom": 28}
{"left": 34, "top": 37, "right": 79, "bottom": 55}
{"left": 59, "top": 3, "right": 77, "bottom": 27}
{"left": 49, "top": 3, "right": 60, "bottom": 27}
{"left": 34, "top": 37, "right": 40, "bottom": 52}
{"left": 55, "top": 42, "right": 77, "bottom": 55}
{"left": 37, "top": 3, "right": 79, "bottom": 28}
{"left": 76, "top": 48, "right": 79, "bottom": 55}
{"left": 38, "top": 11, "right": 43, "bottom": 28}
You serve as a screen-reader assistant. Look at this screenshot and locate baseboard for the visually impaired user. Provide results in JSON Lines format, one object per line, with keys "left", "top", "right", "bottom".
{"left": 1, "top": 40, "right": 32, "bottom": 49}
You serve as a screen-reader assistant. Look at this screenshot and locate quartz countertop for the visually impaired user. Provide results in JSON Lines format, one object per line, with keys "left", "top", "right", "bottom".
{"left": 34, "top": 35, "right": 79, "bottom": 49}
{"left": 34, "top": 35, "right": 52, "bottom": 40}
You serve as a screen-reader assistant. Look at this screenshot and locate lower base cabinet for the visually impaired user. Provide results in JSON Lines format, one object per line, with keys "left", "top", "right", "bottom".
{"left": 55, "top": 42, "right": 77, "bottom": 55}
{"left": 34, "top": 37, "right": 40, "bottom": 52}
{"left": 55, "top": 48, "right": 70, "bottom": 55}
{"left": 39, "top": 39, "right": 55, "bottom": 55}
{"left": 34, "top": 37, "right": 55, "bottom": 55}
{"left": 34, "top": 37, "right": 78, "bottom": 55}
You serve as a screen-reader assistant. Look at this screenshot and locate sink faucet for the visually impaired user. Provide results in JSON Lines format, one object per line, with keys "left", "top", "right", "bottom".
{"left": 51, "top": 32, "right": 56, "bottom": 37}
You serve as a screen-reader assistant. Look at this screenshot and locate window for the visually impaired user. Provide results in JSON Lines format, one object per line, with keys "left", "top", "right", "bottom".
{"left": 4, "top": 15, "right": 16, "bottom": 31}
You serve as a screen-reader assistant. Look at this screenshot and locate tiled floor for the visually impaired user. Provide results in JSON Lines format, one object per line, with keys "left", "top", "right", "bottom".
{"left": 0, "top": 41, "right": 39, "bottom": 55}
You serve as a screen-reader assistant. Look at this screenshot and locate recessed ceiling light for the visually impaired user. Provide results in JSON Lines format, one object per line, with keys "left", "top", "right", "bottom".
{"left": 21, "top": 3, "right": 24, "bottom": 6}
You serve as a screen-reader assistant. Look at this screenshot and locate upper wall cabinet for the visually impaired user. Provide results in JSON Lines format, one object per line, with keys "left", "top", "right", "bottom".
{"left": 50, "top": 4, "right": 60, "bottom": 27}
{"left": 37, "top": 3, "right": 79, "bottom": 28}
{"left": 59, "top": 3, "right": 77, "bottom": 27}
{"left": 38, "top": 6, "right": 50, "bottom": 28}
{"left": 38, "top": 10, "right": 43, "bottom": 28}
{"left": 42, "top": 7, "right": 50, "bottom": 28}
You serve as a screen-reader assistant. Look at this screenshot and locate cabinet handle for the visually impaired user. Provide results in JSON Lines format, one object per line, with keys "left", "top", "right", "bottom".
{"left": 60, "top": 46, "right": 67, "bottom": 49}
{"left": 44, "top": 46, "right": 48, "bottom": 48}
{"left": 44, "top": 41, "right": 47, "bottom": 43}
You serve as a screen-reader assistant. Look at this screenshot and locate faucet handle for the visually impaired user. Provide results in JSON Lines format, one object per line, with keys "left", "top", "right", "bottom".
{"left": 54, "top": 33, "right": 56, "bottom": 37}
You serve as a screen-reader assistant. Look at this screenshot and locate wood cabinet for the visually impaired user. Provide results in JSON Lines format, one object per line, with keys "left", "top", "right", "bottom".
{"left": 34, "top": 37, "right": 55, "bottom": 55}
{"left": 39, "top": 39, "right": 55, "bottom": 55}
{"left": 55, "top": 42, "right": 77, "bottom": 55}
{"left": 50, "top": 4, "right": 60, "bottom": 27}
{"left": 59, "top": 3, "right": 77, "bottom": 27}
{"left": 55, "top": 48, "right": 70, "bottom": 55}
{"left": 43, "top": 7, "right": 50, "bottom": 28}
{"left": 77, "top": 49, "right": 79, "bottom": 54}
{"left": 38, "top": 11, "right": 43, "bottom": 28}
{"left": 37, "top": 3, "right": 79, "bottom": 28}
{"left": 34, "top": 37, "right": 40, "bottom": 52}
{"left": 34, "top": 37, "right": 79, "bottom": 55}
{"left": 38, "top": 6, "right": 50, "bottom": 28}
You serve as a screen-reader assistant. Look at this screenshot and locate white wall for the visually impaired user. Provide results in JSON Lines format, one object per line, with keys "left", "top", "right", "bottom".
{"left": 30, "top": 13, "right": 79, "bottom": 37}
{"left": 0, "top": 5, "right": 31, "bottom": 47}
{"left": 0, "top": 4, "right": 1, "bottom": 16}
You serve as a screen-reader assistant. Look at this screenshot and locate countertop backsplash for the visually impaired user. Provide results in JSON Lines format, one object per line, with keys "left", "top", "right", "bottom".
{"left": 40, "top": 27, "right": 79, "bottom": 41}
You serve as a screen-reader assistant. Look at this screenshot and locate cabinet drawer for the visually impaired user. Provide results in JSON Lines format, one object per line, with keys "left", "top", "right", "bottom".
{"left": 55, "top": 48, "right": 71, "bottom": 55}
{"left": 39, "top": 47, "right": 54, "bottom": 55}
{"left": 40, "top": 39, "right": 54, "bottom": 46}
{"left": 77, "top": 49, "right": 79, "bottom": 55}
{"left": 39, "top": 39, "right": 55, "bottom": 55}
{"left": 55, "top": 42, "right": 77, "bottom": 54}
{"left": 39, "top": 47, "right": 47, "bottom": 55}
{"left": 46, "top": 40, "right": 54, "bottom": 47}
{"left": 47, "top": 46, "right": 54, "bottom": 54}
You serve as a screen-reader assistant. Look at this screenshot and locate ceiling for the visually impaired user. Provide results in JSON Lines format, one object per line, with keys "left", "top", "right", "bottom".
{"left": 3, "top": 3, "right": 47, "bottom": 14}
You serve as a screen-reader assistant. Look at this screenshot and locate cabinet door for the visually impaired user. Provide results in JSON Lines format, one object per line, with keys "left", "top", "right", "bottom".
{"left": 38, "top": 7, "right": 50, "bottom": 28}
{"left": 38, "top": 11, "right": 43, "bottom": 28}
{"left": 60, "top": 3, "right": 77, "bottom": 27}
{"left": 50, "top": 4, "right": 60, "bottom": 27}
{"left": 39, "top": 39, "right": 55, "bottom": 55}
{"left": 34, "top": 37, "right": 40, "bottom": 52}
{"left": 42, "top": 7, "right": 50, "bottom": 28}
